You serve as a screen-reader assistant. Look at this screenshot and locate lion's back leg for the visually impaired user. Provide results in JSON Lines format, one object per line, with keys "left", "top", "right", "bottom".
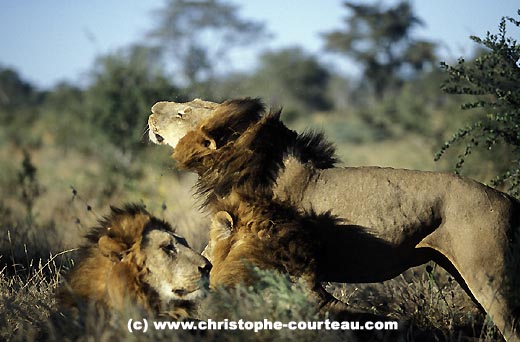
{"left": 417, "top": 217, "right": 518, "bottom": 341}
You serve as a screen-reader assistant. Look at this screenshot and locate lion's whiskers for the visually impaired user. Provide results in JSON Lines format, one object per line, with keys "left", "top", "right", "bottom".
{"left": 141, "top": 124, "right": 150, "bottom": 143}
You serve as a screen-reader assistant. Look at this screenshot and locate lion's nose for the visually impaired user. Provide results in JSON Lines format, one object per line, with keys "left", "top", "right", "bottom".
{"left": 199, "top": 262, "right": 212, "bottom": 276}
{"left": 155, "top": 133, "right": 164, "bottom": 143}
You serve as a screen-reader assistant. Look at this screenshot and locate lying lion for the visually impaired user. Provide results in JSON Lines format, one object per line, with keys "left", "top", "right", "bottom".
{"left": 148, "top": 98, "right": 520, "bottom": 340}
{"left": 59, "top": 204, "right": 211, "bottom": 319}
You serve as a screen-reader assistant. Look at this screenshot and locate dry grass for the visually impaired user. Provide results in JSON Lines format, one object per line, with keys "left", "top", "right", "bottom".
{"left": 0, "top": 254, "right": 500, "bottom": 341}
{"left": 326, "top": 265, "right": 501, "bottom": 341}
{"left": 0, "top": 250, "right": 68, "bottom": 341}
{"left": 0, "top": 124, "right": 509, "bottom": 341}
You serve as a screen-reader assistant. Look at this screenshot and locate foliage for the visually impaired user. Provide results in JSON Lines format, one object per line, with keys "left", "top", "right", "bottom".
{"left": 0, "top": 66, "right": 41, "bottom": 118}
{"left": 255, "top": 48, "right": 332, "bottom": 113}
{"left": 215, "top": 47, "right": 332, "bottom": 121}
{"left": 214, "top": 47, "right": 332, "bottom": 122}
{"left": 0, "top": 256, "right": 62, "bottom": 342}
{"left": 37, "top": 82, "right": 102, "bottom": 154}
{"left": 363, "top": 68, "right": 467, "bottom": 140}
{"left": 200, "top": 266, "right": 355, "bottom": 341}
{"left": 43, "top": 83, "right": 84, "bottom": 115}
{"left": 148, "top": 0, "right": 267, "bottom": 91}
{"left": 0, "top": 67, "right": 45, "bottom": 148}
{"left": 329, "top": 265, "right": 496, "bottom": 341}
{"left": 323, "top": 1, "right": 437, "bottom": 96}
{"left": 85, "top": 45, "right": 180, "bottom": 153}
{"left": 0, "top": 153, "right": 64, "bottom": 273}
{"left": 437, "top": 10, "right": 520, "bottom": 196}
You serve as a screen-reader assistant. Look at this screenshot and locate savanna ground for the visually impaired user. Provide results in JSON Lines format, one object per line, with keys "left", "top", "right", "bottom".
{"left": 1, "top": 2, "right": 519, "bottom": 341}
{"left": 0, "top": 119, "right": 504, "bottom": 341}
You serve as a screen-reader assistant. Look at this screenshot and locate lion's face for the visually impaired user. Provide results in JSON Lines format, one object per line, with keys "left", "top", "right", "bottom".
{"left": 141, "top": 228, "right": 211, "bottom": 303}
{"left": 148, "top": 99, "right": 218, "bottom": 148}
{"left": 61, "top": 204, "right": 211, "bottom": 318}
{"left": 148, "top": 98, "right": 265, "bottom": 151}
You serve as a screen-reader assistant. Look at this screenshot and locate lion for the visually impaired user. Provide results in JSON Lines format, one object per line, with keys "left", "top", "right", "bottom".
{"left": 201, "top": 191, "right": 391, "bottom": 323}
{"left": 148, "top": 98, "right": 520, "bottom": 340}
{"left": 148, "top": 98, "right": 219, "bottom": 149}
{"left": 59, "top": 204, "right": 211, "bottom": 319}
{"left": 202, "top": 193, "right": 319, "bottom": 287}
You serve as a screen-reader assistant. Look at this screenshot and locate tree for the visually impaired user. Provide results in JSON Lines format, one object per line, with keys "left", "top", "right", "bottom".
{"left": 0, "top": 67, "right": 46, "bottom": 149}
{"left": 323, "top": 1, "right": 436, "bottom": 96}
{"left": 0, "top": 67, "right": 40, "bottom": 125}
{"left": 85, "top": 45, "right": 180, "bottom": 153}
{"left": 215, "top": 47, "right": 332, "bottom": 120}
{"left": 148, "top": 0, "right": 267, "bottom": 93}
{"left": 437, "top": 10, "right": 520, "bottom": 196}
{"left": 254, "top": 47, "right": 332, "bottom": 114}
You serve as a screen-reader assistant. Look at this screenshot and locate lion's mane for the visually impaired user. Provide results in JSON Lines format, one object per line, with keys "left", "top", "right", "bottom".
{"left": 173, "top": 98, "right": 337, "bottom": 208}
{"left": 58, "top": 204, "right": 194, "bottom": 318}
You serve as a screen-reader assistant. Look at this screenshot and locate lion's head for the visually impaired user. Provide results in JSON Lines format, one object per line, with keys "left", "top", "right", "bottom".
{"left": 148, "top": 98, "right": 219, "bottom": 148}
{"left": 59, "top": 204, "right": 211, "bottom": 319}
{"left": 149, "top": 98, "right": 336, "bottom": 209}
{"left": 202, "top": 194, "right": 320, "bottom": 288}
{"left": 148, "top": 98, "right": 265, "bottom": 150}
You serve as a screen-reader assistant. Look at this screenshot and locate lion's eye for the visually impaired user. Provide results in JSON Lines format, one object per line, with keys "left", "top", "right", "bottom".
{"left": 176, "top": 112, "right": 183, "bottom": 119}
{"left": 161, "top": 242, "right": 176, "bottom": 254}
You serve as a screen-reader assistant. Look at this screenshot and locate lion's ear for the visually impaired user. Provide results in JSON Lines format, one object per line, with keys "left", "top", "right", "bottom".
{"left": 192, "top": 98, "right": 219, "bottom": 110}
{"left": 210, "top": 211, "right": 233, "bottom": 240}
{"left": 206, "top": 137, "right": 217, "bottom": 150}
{"left": 199, "top": 125, "right": 217, "bottom": 150}
{"left": 98, "top": 235, "right": 125, "bottom": 260}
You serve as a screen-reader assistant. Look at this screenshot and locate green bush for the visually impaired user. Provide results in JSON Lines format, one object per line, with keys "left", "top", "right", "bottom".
{"left": 438, "top": 10, "right": 520, "bottom": 196}
{"left": 85, "top": 45, "right": 182, "bottom": 153}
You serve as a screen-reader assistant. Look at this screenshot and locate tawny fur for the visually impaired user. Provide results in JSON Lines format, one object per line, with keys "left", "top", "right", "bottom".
{"left": 59, "top": 204, "right": 209, "bottom": 319}
{"left": 205, "top": 192, "right": 320, "bottom": 287}
{"left": 149, "top": 98, "right": 520, "bottom": 340}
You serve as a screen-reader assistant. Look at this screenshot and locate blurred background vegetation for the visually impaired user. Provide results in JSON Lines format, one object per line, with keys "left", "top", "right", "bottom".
{"left": 0, "top": 1, "right": 519, "bottom": 340}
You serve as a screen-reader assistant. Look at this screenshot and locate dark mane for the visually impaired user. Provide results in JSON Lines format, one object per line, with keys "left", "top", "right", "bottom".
{"left": 173, "top": 98, "right": 338, "bottom": 208}
{"left": 83, "top": 203, "right": 149, "bottom": 247}
{"left": 202, "top": 98, "right": 266, "bottom": 147}
{"left": 291, "top": 130, "right": 338, "bottom": 169}
{"left": 212, "top": 192, "right": 322, "bottom": 279}
{"left": 195, "top": 111, "right": 295, "bottom": 207}
{"left": 80, "top": 204, "right": 174, "bottom": 259}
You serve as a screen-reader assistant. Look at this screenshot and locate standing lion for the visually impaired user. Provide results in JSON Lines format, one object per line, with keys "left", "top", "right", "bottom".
{"left": 149, "top": 98, "right": 520, "bottom": 341}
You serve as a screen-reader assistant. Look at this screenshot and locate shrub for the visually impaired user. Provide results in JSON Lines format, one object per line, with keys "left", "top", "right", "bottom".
{"left": 437, "top": 10, "right": 520, "bottom": 197}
